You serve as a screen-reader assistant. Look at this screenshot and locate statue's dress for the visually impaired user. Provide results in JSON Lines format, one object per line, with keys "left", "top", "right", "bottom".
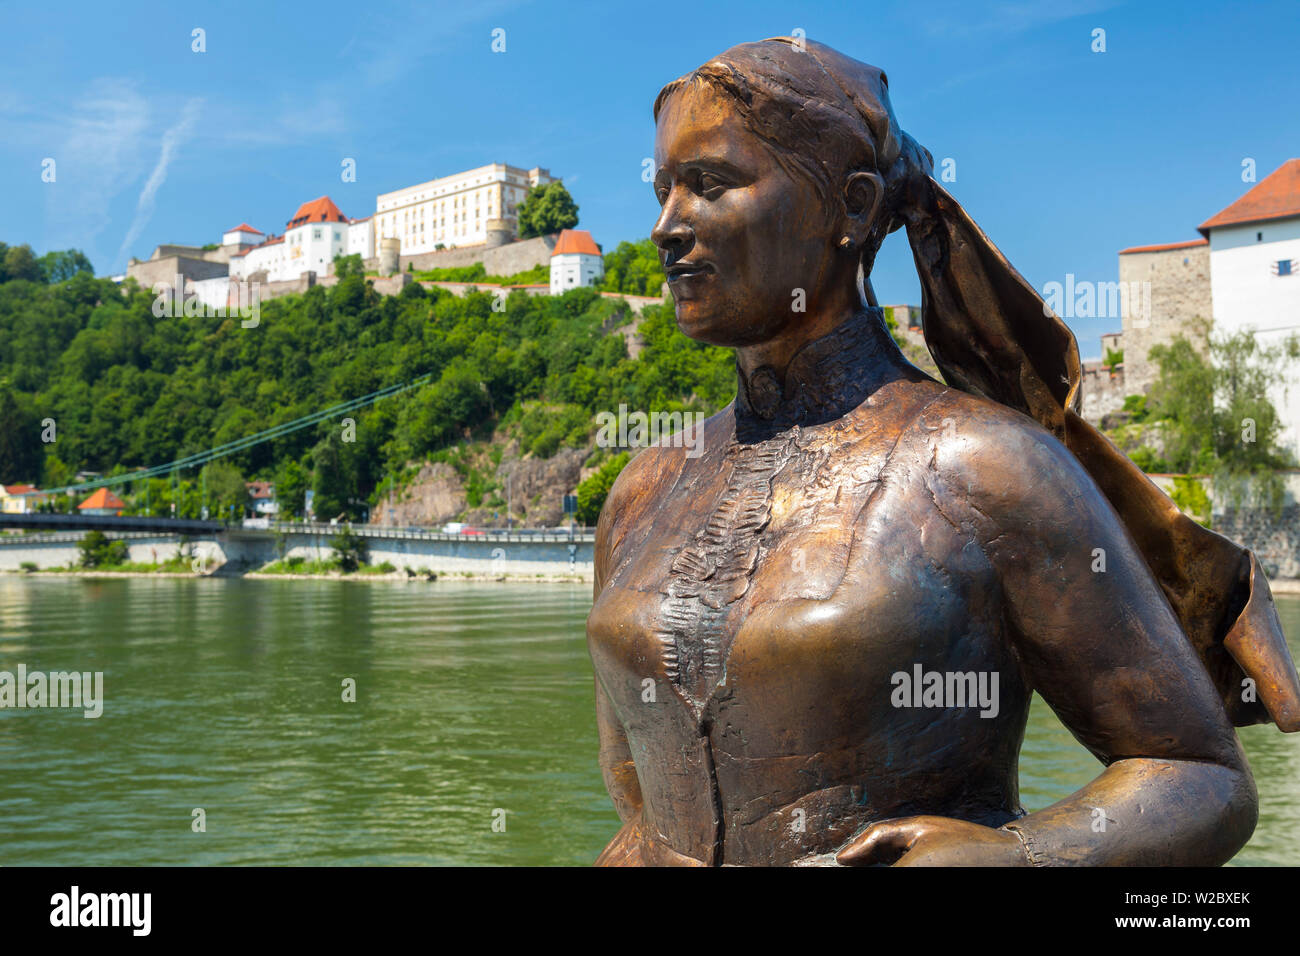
{"left": 587, "top": 302, "right": 1300, "bottom": 866}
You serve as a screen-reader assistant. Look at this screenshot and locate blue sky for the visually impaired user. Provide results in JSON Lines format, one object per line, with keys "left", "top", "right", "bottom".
{"left": 1, "top": 0, "right": 1296, "bottom": 358}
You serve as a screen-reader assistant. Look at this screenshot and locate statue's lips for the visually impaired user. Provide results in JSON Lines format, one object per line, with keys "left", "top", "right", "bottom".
{"left": 666, "top": 262, "right": 715, "bottom": 283}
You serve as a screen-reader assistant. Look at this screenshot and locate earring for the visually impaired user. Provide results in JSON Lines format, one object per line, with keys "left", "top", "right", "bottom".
{"left": 839, "top": 235, "right": 854, "bottom": 249}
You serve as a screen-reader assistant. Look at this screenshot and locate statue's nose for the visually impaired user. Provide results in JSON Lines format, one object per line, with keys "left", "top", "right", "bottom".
{"left": 652, "top": 194, "right": 693, "bottom": 255}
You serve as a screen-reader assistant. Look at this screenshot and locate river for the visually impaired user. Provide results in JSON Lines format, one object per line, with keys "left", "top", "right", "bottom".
{"left": 1, "top": 577, "right": 1297, "bottom": 865}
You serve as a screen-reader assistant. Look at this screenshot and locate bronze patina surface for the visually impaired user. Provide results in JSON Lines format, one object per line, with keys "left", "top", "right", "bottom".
{"left": 586, "top": 37, "right": 1300, "bottom": 866}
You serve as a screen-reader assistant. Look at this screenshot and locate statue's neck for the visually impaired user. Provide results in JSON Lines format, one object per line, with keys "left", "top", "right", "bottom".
{"left": 733, "top": 307, "right": 903, "bottom": 439}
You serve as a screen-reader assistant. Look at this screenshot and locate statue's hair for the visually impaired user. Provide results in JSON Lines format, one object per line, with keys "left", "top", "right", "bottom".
{"left": 653, "top": 37, "right": 934, "bottom": 278}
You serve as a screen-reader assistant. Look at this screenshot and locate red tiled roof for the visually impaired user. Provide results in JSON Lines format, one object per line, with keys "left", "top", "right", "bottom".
{"left": 245, "top": 481, "right": 274, "bottom": 499}
{"left": 231, "top": 233, "right": 286, "bottom": 258}
{"left": 227, "top": 223, "right": 263, "bottom": 235}
{"left": 3, "top": 484, "right": 39, "bottom": 495}
{"left": 1199, "top": 159, "right": 1300, "bottom": 235}
{"left": 1119, "top": 238, "right": 1208, "bottom": 255}
{"left": 77, "top": 488, "right": 125, "bottom": 511}
{"left": 550, "top": 228, "right": 601, "bottom": 257}
{"left": 286, "top": 196, "right": 347, "bottom": 229}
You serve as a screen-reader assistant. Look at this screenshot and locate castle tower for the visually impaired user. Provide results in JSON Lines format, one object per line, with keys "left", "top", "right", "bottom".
{"left": 485, "top": 218, "right": 514, "bottom": 248}
{"left": 378, "top": 238, "right": 401, "bottom": 276}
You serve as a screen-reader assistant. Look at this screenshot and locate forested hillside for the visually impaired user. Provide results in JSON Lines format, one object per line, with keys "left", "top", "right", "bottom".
{"left": 0, "top": 261, "right": 733, "bottom": 523}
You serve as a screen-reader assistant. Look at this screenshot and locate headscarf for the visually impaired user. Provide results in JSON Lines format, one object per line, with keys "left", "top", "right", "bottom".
{"left": 658, "top": 37, "right": 1300, "bottom": 730}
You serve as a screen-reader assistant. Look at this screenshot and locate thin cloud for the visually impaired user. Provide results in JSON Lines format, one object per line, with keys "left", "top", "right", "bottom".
{"left": 113, "top": 98, "right": 203, "bottom": 269}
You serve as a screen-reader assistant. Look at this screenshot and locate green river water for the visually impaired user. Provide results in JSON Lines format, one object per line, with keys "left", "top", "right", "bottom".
{"left": 1, "top": 577, "right": 1296, "bottom": 865}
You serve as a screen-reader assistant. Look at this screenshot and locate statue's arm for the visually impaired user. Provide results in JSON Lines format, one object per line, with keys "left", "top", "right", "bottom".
{"left": 591, "top": 481, "right": 643, "bottom": 824}
{"left": 840, "top": 414, "right": 1256, "bottom": 866}
{"left": 968, "top": 420, "right": 1256, "bottom": 865}
{"left": 595, "top": 679, "right": 642, "bottom": 823}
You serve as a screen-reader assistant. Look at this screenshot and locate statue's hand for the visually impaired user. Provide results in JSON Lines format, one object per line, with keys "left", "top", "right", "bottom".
{"left": 835, "top": 815, "right": 1030, "bottom": 867}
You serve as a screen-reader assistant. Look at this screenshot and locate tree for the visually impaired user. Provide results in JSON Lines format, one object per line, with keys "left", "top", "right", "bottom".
{"left": 200, "top": 460, "right": 248, "bottom": 518}
{"left": 517, "top": 182, "right": 579, "bottom": 238}
{"left": 598, "top": 239, "right": 665, "bottom": 296}
{"left": 1139, "top": 324, "right": 1298, "bottom": 512}
{"left": 576, "top": 451, "right": 629, "bottom": 525}
{"left": 329, "top": 526, "right": 369, "bottom": 572}
{"left": 41, "top": 452, "right": 72, "bottom": 490}
{"left": 77, "top": 530, "right": 128, "bottom": 568}
{"left": 312, "top": 431, "right": 354, "bottom": 521}
{"left": 333, "top": 253, "right": 364, "bottom": 278}
{"left": 1145, "top": 333, "right": 1217, "bottom": 473}
{"left": 0, "top": 385, "right": 43, "bottom": 482}
{"left": 2, "top": 244, "right": 43, "bottom": 283}
{"left": 39, "top": 250, "right": 94, "bottom": 283}
{"left": 275, "top": 460, "right": 309, "bottom": 519}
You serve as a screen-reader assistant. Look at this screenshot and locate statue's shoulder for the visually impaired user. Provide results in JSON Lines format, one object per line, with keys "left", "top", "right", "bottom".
{"left": 602, "top": 403, "right": 734, "bottom": 519}
{"left": 898, "top": 382, "right": 1092, "bottom": 522}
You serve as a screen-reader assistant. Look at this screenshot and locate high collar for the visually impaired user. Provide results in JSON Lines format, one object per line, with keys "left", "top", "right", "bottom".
{"left": 733, "top": 307, "right": 899, "bottom": 439}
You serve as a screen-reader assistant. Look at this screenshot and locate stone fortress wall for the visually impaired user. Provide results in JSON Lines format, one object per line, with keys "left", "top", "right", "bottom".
{"left": 1119, "top": 240, "right": 1212, "bottom": 396}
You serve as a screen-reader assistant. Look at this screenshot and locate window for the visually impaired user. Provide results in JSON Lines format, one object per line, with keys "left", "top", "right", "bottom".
{"left": 1277, "top": 259, "right": 1293, "bottom": 276}
{"left": 1257, "top": 232, "right": 1263, "bottom": 242}
{"left": 312, "top": 228, "right": 321, "bottom": 240}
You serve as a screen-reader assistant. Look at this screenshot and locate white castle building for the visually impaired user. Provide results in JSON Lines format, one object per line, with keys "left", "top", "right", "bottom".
{"left": 374, "top": 163, "right": 555, "bottom": 254}
{"left": 230, "top": 197, "right": 373, "bottom": 282}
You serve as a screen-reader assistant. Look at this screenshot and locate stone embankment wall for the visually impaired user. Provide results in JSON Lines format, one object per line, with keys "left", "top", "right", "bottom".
{"left": 0, "top": 526, "right": 595, "bottom": 579}
{"left": 1147, "top": 471, "right": 1300, "bottom": 580}
{"left": 245, "top": 265, "right": 662, "bottom": 314}
{"left": 1080, "top": 362, "right": 1127, "bottom": 425}
{"left": 362, "top": 233, "right": 558, "bottom": 277}
{"left": 1216, "top": 505, "right": 1300, "bottom": 580}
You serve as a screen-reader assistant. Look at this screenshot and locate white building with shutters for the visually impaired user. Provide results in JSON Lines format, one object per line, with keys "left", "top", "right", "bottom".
{"left": 1199, "top": 159, "right": 1300, "bottom": 457}
{"left": 374, "top": 163, "right": 556, "bottom": 254}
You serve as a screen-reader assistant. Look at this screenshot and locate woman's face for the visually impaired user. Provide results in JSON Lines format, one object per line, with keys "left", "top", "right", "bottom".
{"left": 652, "top": 83, "right": 840, "bottom": 348}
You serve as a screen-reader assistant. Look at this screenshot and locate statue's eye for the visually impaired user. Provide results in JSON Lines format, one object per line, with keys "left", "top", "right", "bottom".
{"left": 654, "top": 181, "right": 670, "bottom": 205}
{"left": 699, "top": 172, "right": 727, "bottom": 198}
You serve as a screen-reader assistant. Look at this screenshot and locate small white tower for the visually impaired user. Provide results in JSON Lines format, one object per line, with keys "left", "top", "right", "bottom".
{"left": 549, "top": 229, "right": 603, "bottom": 294}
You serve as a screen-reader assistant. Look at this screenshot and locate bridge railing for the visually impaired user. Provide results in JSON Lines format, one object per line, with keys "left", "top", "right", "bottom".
{"left": 0, "top": 513, "right": 225, "bottom": 534}
{"left": 1, "top": 514, "right": 596, "bottom": 544}
{"left": 252, "top": 521, "right": 596, "bottom": 544}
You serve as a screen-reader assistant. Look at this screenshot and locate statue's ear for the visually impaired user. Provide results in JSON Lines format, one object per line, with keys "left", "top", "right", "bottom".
{"left": 843, "top": 171, "right": 884, "bottom": 246}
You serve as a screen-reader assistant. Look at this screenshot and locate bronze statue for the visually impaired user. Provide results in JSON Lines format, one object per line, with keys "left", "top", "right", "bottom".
{"left": 586, "top": 37, "right": 1300, "bottom": 866}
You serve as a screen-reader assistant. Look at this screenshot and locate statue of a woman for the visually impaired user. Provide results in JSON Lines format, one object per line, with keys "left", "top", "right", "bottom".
{"left": 586, "top": 38, "right": 1300, "bottom": 866}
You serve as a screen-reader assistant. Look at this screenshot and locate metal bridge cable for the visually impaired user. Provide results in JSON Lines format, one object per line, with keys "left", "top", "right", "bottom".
{"left": 43, "top": 373, "right": 433, "bottom": 495}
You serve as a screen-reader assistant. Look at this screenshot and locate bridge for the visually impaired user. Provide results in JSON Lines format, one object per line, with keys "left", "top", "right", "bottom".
{"left": 0, "top": 518, "right": 595, "bottom": 579}
{"left": 0, "top": 513, "right": 225, "bottom": 535}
